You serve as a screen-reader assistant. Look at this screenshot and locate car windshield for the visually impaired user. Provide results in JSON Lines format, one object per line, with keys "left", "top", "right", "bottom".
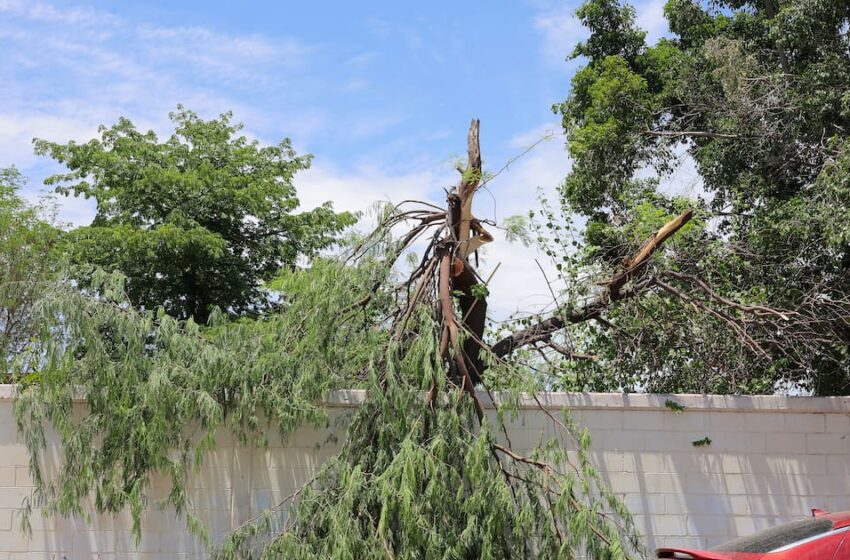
{"left": 710, "top": 518, "right": 833, "bottom": 553}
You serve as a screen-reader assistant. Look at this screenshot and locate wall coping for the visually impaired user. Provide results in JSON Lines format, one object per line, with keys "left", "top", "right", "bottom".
{"left": 2, "top": 385, "right": 849, "bottom": 414}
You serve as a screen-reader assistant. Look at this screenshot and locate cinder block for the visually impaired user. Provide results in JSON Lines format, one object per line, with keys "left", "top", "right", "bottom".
{"left": 764, "top": 432, "right": 806, "bottom": 454}
{"left": 12, "top": 468, "right": 31, "bottom": 488}
{"left": 807, "top": 433, "right": 850, "bottom": 455}
{"left": 702, "top": 454, "right": 750, "bottom": 475}
{"left": 0, "top": 529, "right": 37, "bottom": 552}
{"left": 575, "top": 410, "right": 624, "bottom": 431}
{"left": 603, "top": 472, "right": 641, "bottom": 493}
{"left": 685, "top": 474, "right": 724, "bottom": 495}
{"left": 729, "top": 515, "right": 774, "bottom": 536}
{"left": 785, "top": 495, "right": 831, "bottom": 514}
{"left": 628, "top": 452, "right": 700, "bottom": 474}
{"left": 663, "top": 411, "right": 708, "bottom": 432}
{"left": 649, "top": 515, "right": 687, "bottom": 537}
{"left": 668, "top": 495, "right": 735, "bottom": 516}
{"left": 827, "top": 455, "right": 850, "bottom": 475}
{"left": 621, "top": 493, "right": 665, "bottom": 514}
{"left": 590, "top": 430, "right": 646, "bottom": 452}
{"left": 708, "top": 413, "right": 747, "bottom": 431}
{"left": 710, "top": 432, "right": 766, "bottom": 453}
{"left": 158, "top": 530, "right": 205, "bottom": 554}
{"left": 583, "top": 450, "right": 620, "bottom": 473}
{"left": 0, "top": 468, "right": 14, "bottom": 487}
{"left": 825, "top": 414, "right": 850, "bottom": 434}
{"left": 623, "top": 411, "right": 666, "bottom": 431}
{"left": 0, "top": 488, "right": 29, "bottom": 506}
{"left": 640, "top": 431, "right": 699, "bottom": 452}
{"left": 642, "top": 473, "right": 681, "bottom": 494}
{"left": 0, "top": 446, "right": 30, "bottom": 468}
{"left": 786, "top": 414, "right": 826, "bottom": 433}
{"left": 747, "top": 496, "right": 791, "bottom": 516}
{"left": 743, "top": 412, "right": 786, "bottom": 433}
{"left": 686, "top": 515, "right": 728, "bottom": 536}
{"left": 757, "top": 454, "right": 826, "bottom": 475}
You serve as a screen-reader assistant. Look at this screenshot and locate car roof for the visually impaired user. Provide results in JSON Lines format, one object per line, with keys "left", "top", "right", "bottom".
{"left": 820, "top": 510, "right": 850, "bottom": 529}
{"left": 657, "top": 511, "right": 850, "bottom": 559}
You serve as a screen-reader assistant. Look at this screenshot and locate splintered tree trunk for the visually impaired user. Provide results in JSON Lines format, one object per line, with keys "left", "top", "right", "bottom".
{"left": 440, "top": 119, "right": 493, "bottom": 387}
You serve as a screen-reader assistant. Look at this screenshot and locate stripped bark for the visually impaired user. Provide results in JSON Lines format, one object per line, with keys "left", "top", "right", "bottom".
{"left": 444, "top": 119, "right": 493, "bottom": 384}
{"left": 491, "top": 209, "right": 694, "bottom": 358}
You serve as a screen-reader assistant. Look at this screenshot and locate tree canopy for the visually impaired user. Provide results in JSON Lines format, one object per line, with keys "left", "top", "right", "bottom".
{"left": 34, "top": 108, "right": 355, "bottom": 323}
{"left": 517, "top": 0, "right": 850, "bottom": 395}
{"left": 0, "top": 167, "right": 61, "bottom": 378}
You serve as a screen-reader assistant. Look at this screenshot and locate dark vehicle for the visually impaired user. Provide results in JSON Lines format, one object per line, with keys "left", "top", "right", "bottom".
{"left": 656, "top": 509, "right": 850, "bottom": 559}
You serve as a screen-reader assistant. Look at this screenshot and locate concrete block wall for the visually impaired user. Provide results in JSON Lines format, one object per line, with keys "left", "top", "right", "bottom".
{"left": 1, "top": 386, "right": 849, "bottom": 558}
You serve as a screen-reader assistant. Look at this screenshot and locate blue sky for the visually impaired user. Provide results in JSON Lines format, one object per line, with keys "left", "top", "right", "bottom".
{"left": 0, "top": 0, "right": 671, "bottom": 319}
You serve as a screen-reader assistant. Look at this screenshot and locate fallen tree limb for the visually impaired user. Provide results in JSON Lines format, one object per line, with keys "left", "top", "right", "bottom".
{"left": 491, "top": 209, "right": 693, "bottom": 357}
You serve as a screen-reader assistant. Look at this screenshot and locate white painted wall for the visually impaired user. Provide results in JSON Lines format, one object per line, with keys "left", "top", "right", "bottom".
{"left": 0, "top": 387, "right": 849, "bottom": 559}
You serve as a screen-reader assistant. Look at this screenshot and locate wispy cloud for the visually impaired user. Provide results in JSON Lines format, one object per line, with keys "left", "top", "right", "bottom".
{"left": 0, "top": 0, "right": 121, "bottom": 28}
{"left": 476, "top": 123, "right": 572, "bottom": 319}
{"left": 0, "top": 1, "right": 316, "bottom": 173}
{"left": 136, "top": 24, "right": 312, "bottom": 85}
{"left": 532, "top": 4, "right": 588, "bottom": 66}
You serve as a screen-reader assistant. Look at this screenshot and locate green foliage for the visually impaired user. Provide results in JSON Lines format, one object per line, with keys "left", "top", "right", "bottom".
{"left": 691, "top": 437, "right": 712, "bottom": 447}
{"left": 0, "top": 167, "right": 62, "bottom": 378}
{"left": 14, "top": 255, "right": 390, "bottom": 541}
{"left": 543, "top": 0, "right": 850, "bottom": 395}
{"left": 13, "top": 211, "right": 644, "bottom": 557}
{"left": 215, "top": 310, "right": 643, "bottom": 559}
{"left": 34, "top": 107, "right": 355, "bottom": 323}
{"left": 664, "top": 399, "right": 685, "bottom": 413}
{"left": 501, "top": 214, "right": 532, "bottom": 246}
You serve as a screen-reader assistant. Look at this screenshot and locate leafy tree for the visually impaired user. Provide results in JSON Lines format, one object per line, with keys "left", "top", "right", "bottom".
{"left": 519, "top": 0, "right": 850, "bottom": 394}
{"left": 34, "top": 108, "right": 355, "bottom": 323}
{"left": 0, "top": 167, "right": 61, "bottom": 377}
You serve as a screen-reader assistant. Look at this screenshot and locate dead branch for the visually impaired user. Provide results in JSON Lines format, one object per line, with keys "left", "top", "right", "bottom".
{"left": 492, "top": 210, "right": 694, "bottom": 357}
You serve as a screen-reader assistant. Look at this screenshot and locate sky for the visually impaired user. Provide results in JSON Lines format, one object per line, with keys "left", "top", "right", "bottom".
{"left": 0, "top": 0, "right": 673, "bottom": 320}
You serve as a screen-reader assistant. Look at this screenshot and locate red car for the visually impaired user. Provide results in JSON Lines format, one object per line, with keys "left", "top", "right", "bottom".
{"left": 656, "top": 509, "right": 850, "bottom": 559}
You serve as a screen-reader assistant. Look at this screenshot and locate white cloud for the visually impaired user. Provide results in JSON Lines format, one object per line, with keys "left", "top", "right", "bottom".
{"left": 136, "top": 24, "right": 311, "bottom": 85}
{"left": 0, "top": 0, "right": 121, "bottom": 28}
{"left": 0, "top": 113, "right": 100, "bottom": 167}
{"left": 635, "top": 0, "right": 669, "bottom": 43}
{"left": 532, "top": 5, "right": 588, "bottom": 66}
{"left": 296, "top": 162, "right": 443, "bottom": 215}
{"left": 469, "top": 124, "right": 572, "bottom": 320}
{"left": 0, "top": 0, "right": 320, "bottom": 197}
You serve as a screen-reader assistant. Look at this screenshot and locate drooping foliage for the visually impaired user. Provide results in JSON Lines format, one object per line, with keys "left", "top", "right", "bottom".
{"left": 531, "top": 0, "right": 850, "bottom": 395}
{"left": 14, "top": 197, "right": 644, "bottom": 558}
{"left": 34, "top": 107, "right": 355, "bottom": 323}
{"left": 14, "top": 253, "right": 390, "bottom": 540}
{"left": 216, "top": 319, "right": 641, "bottom": 560}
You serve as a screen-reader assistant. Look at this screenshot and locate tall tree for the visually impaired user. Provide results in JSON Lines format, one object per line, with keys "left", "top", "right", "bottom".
{"left": 35, "top": 107, "right": 355, "bottom": 323}
{"left": 505, "top": 0, "right": 850, "bottom": 394}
